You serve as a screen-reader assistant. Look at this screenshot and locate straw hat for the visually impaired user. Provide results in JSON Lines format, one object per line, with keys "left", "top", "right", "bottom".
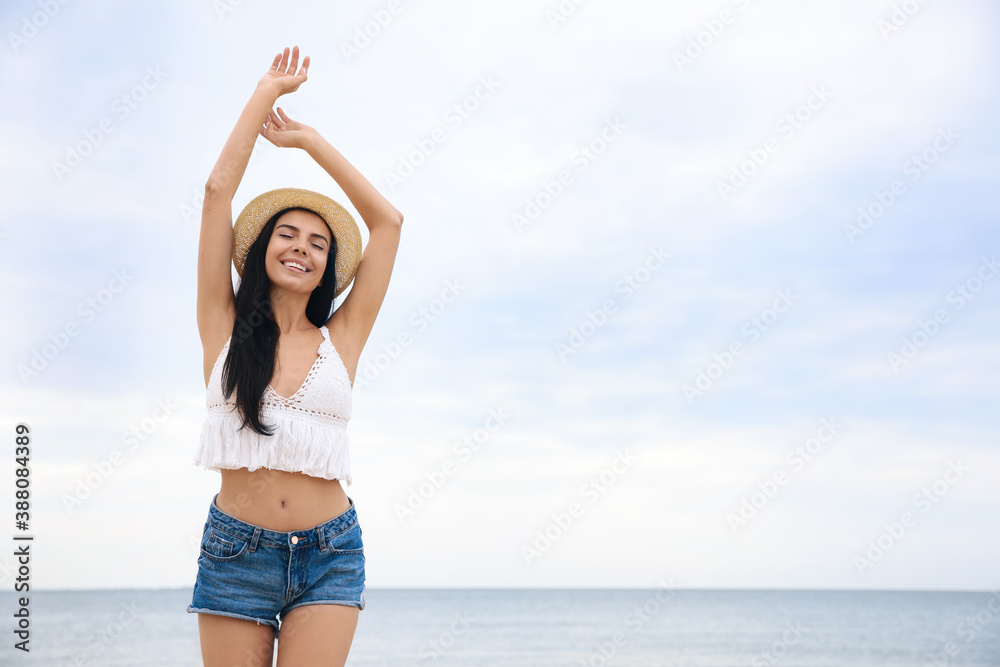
{"left": 233, "top": 188, "right": 363, "bottom": 297}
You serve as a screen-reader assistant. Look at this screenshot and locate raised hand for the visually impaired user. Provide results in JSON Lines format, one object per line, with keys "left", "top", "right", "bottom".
{"left": 258, "top": 46, "right": 309, "bottom": 97}
{"left": 259, "top": 107, "right": 317, "bottom": 150}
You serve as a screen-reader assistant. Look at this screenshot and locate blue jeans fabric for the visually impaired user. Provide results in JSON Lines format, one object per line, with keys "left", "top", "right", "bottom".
{"left": 187, "top": 493, "right": 366, "bottom": 635}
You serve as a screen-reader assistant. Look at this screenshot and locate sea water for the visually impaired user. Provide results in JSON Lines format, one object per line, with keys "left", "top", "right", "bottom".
{"left": 2, "top": 588, "right": 998, "bottom": 666}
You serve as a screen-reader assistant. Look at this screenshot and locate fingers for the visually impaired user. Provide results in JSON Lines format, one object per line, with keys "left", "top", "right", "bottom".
{"left": 270, "top": 108, "right": 289, "bottom": 128}
{"left": 271, "top": 46, "right": 308, "bottom": 79}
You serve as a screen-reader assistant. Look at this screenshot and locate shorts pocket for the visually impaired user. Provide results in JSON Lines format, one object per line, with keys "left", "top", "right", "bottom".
{"left": 200, "top": 522, "right": 251, "bottom": 563}
{"left": 326, "top": 520, "right": 364, "bottom": 555}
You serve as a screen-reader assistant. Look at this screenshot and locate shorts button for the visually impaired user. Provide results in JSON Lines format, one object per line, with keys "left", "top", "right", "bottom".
{"left": 291, "top": 535, "right": 299, "bottom": 544}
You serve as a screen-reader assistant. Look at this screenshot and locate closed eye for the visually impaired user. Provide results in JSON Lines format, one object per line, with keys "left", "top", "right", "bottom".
{"left": 279, "top": 233, "right": 325, "bottom": 250}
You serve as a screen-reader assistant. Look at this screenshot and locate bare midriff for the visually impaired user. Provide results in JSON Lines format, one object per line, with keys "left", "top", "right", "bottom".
{"left": 215, "top": 467, "right": 352, "bottom": 532}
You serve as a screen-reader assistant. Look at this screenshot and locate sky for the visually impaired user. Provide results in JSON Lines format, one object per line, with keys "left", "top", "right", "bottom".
{"left": 0, "top": 0, "right": 997, "bottom": 593}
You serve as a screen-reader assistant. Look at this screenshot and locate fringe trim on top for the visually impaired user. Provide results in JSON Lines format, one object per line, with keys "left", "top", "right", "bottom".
{"left": 192, "top": 411, "right": 353, "bottom": 486}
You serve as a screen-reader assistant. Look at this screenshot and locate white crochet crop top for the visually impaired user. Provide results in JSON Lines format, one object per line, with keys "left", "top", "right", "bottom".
{"left": 191, "top": 324, "right": 355, "bottom": 485}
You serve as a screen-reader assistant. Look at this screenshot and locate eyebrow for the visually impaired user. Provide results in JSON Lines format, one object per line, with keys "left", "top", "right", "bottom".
{"left": 276, "top": 223, "right": 329, "bottom": 245}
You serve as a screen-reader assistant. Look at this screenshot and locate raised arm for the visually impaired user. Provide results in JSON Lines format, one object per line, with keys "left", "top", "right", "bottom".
{"left": 197, "top": 47, "right": 309, "bottom": 383}
{"left": 259, "top": 107, "right": 404, "bottom": 363}
{"left": 307, "top": 133, "right": 404, "bottom": 353}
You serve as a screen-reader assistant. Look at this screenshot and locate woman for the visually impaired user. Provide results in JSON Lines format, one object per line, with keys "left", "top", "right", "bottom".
{"left": 186, "top": 46, "right": 403, "bottom": 666}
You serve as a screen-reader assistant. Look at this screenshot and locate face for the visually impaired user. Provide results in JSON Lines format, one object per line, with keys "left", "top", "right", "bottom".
{"left": 264, "top": 209, "right": 332, "bottom": 293}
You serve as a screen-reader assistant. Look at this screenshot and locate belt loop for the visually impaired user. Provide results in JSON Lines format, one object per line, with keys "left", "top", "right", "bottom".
{"left": 250, "top": 527, "right": 261, "bottom": 552}
{"left": 317, "top": 524, "right": 326, "bottom": 552}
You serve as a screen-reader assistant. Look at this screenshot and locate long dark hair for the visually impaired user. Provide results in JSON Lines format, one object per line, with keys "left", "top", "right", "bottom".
{"left": 220, "top": 207, "right": 339, "bottom": 436}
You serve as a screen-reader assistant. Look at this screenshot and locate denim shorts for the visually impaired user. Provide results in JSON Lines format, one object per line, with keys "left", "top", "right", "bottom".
{"left": 186, "top": 493, "right": 366, "bottom": 635}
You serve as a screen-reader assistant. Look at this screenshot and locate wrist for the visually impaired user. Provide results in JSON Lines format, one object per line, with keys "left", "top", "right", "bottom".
{"left": 301, "top": 129, "right": 324, "bottom": 152}
{"left": 254, "top": 80, "right": 282, "bottom": 99}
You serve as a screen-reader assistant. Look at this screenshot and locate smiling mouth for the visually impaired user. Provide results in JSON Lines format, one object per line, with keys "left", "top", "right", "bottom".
{"left": 281, "top": 260, "right": 311, "bottom": 274}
